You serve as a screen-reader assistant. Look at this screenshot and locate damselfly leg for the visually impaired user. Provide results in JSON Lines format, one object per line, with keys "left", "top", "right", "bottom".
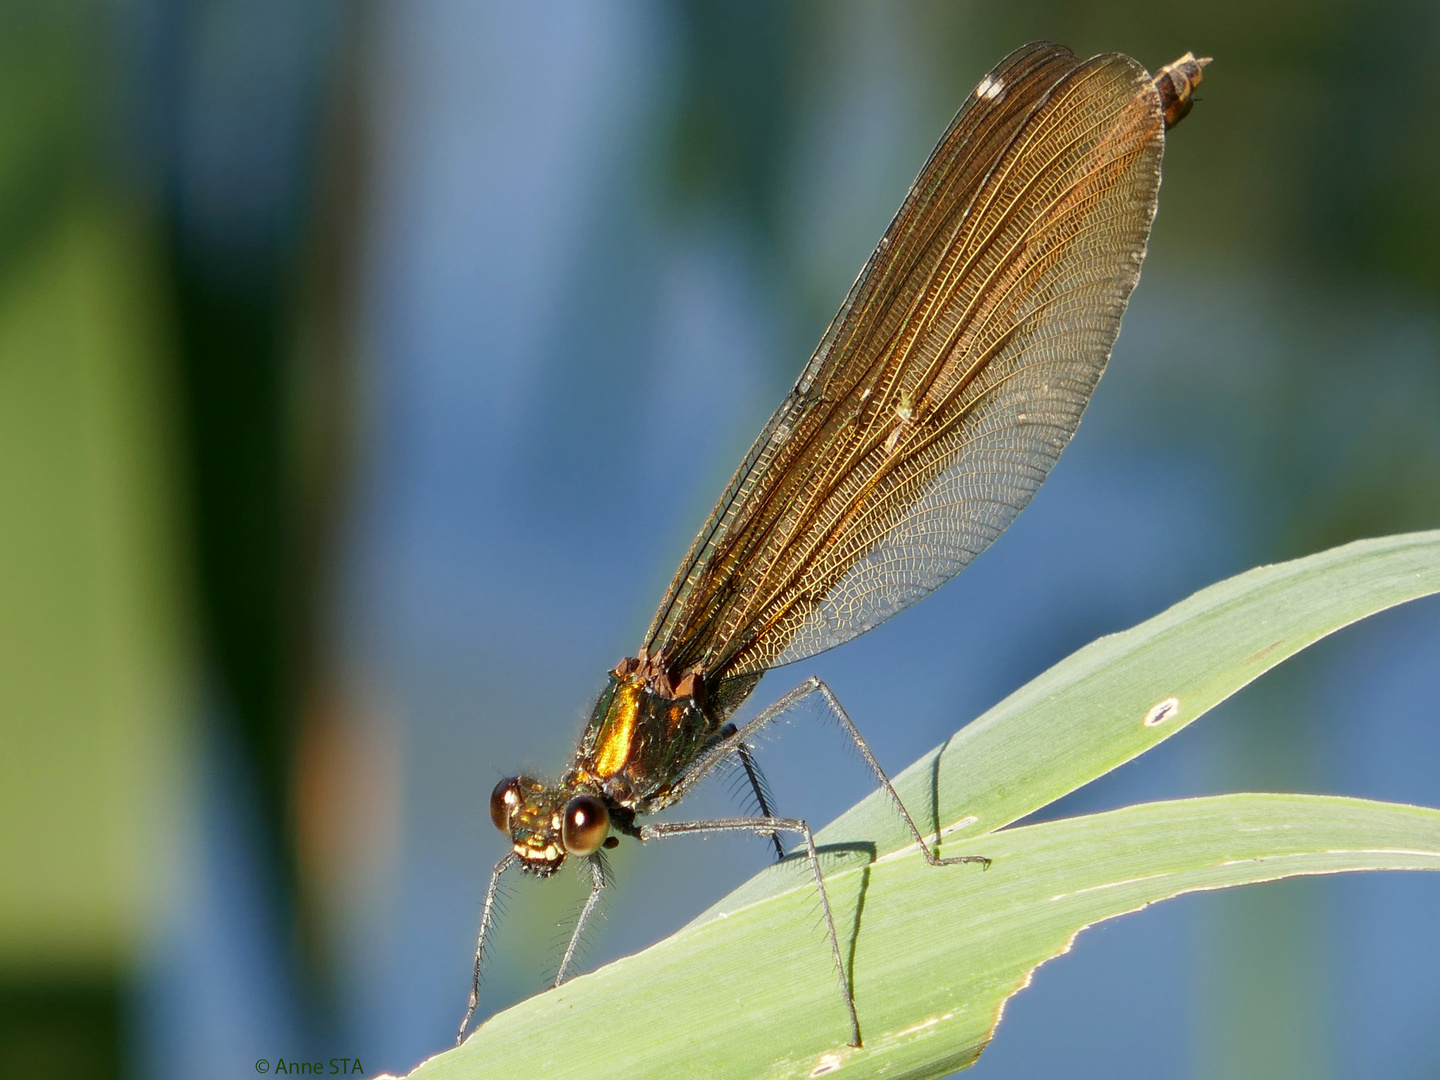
{"left": 638, "top": 813, "right": 860, "bottom": 1047}
{"left": 458, "top": 849, "right": 612, "bottom": 1045}
{"left": 459, "top": 852, "right": 516, "bottom": 1044}
{"left": 673, "top": 678, "right": 991, "bottom": 871}
{"left": 629, "top": 678, "right": 990, "bottom": 1046}
{"left": 721, "top": 723, "right": 786, "bottom": 861}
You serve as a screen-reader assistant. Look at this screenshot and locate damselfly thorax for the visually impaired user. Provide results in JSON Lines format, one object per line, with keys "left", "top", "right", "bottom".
{"left": 491, "top": 657, "right": 735, "bottom": 875}
{"left": 461, "top": 41, "right": 1210, "bottom": 1050}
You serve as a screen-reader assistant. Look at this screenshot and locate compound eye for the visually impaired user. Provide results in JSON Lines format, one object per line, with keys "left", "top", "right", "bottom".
{"left": 490, "top": 778, "right": 521, "bottom": 833}
{"left": 561, "top": 794, "right": 610, "bottom": 856}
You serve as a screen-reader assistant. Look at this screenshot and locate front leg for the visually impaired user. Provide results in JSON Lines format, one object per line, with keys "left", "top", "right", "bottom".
{"left": 554, "top": 851, "right": 609, "bottom": 988}
{"left": 457, "top": 851, "right": 517, "bottom": 1044}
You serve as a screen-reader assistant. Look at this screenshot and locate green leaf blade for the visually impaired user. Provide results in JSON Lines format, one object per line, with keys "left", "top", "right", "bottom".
{"left": 421, "top": 795, "right": 1440, "bottom": 1080}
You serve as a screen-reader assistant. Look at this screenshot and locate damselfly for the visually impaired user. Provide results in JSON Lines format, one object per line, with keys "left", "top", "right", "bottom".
{"left": 461, "top": 41, "right": 1209, "bottom": 1048}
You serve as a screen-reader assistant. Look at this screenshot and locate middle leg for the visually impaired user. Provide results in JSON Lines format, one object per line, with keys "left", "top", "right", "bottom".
{"left": 639, "top": 814, "right": 861, "bottom": 1047}
{"left": 718, "top": 720, "right": 786, "bottom": 861}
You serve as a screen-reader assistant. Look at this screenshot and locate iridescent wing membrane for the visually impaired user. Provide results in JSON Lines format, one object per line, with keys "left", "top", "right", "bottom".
{"left": 644, "top": 42, "right": 1168, "bottom": 686}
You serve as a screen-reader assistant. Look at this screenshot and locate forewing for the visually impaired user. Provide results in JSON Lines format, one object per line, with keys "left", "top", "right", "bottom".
{"left": 644, "top": 43, "right": 1167, "bottom": 683}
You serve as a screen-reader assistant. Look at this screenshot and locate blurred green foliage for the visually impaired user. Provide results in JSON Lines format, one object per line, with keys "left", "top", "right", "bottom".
{"left": 0, "top": 2, "right": 351, "bottom": 1074}
{"left": 0, "top": 0, "right": 185, "bottom": 962}
{"left": 0, "top": 7, "right": 190, "bottom": 1078}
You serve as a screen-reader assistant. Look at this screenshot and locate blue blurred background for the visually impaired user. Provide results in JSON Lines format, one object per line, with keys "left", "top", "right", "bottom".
{"left": 3, "top": 3, "right": 1439, "bottom": 1078}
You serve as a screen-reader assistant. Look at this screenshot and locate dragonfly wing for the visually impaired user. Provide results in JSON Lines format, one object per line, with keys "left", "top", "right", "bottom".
{"left": 644, "top": 43, "right": 1169, "bottom": 684}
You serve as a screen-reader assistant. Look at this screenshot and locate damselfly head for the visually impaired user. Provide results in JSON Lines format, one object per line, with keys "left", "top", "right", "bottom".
{"left": 490, "top": 776, "right": 612, "bottom": 875}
